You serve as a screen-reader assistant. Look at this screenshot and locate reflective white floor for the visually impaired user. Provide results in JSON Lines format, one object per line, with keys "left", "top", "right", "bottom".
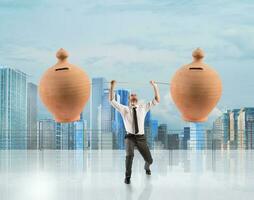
{"left": 0, "top": 150, "right": 254, "bottom": 200}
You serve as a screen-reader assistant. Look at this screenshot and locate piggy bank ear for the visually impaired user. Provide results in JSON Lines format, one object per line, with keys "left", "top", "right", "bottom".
{"left": 39, "top": 48, "right": 91, "bottom": 123}
{"left": 170, "top": 48, "right": 222, "bottom": 122}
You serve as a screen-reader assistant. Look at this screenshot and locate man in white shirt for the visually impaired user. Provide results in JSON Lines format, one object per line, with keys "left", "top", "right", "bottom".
{"left": 109, "top": 80, "right": 160, "bottom": 184}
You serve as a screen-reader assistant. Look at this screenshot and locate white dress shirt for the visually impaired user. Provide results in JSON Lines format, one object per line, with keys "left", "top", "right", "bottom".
{"left": 110, "top": 98, "right": 158, "bottom": 135}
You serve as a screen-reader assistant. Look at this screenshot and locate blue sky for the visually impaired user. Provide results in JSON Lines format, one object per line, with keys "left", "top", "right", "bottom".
{"left": 1, "top": 0, "right": 254, "bottom": 128}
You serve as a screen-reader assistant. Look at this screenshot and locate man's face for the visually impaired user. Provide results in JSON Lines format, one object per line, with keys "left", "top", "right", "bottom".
{"left": 129, "top": 93, "right": 138, "bottom": 105}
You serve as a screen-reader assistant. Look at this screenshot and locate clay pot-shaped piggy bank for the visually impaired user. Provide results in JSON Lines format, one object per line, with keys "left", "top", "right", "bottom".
{"left": 39, "top": 48, "right": 90, "bottom": 123}
{"left": 170, "top": 48, "right": 222, "bottom": 122}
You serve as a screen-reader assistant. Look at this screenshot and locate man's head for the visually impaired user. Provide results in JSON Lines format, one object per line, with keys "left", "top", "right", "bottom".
{"left": 129, "top": 93, "right": 138, "bottom": 106}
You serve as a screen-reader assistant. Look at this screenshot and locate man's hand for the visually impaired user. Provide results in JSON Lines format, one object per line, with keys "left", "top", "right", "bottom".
{"left": 111, "top": 80, "right": 116, "bottom": 88}
{"left": 150, "top": 80, "right": 157, "bottom": 87}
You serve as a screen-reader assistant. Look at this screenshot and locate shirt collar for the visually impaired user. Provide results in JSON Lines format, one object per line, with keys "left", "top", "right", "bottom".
{"left": 129, "top": 104, "right": 139, "bottom": 109}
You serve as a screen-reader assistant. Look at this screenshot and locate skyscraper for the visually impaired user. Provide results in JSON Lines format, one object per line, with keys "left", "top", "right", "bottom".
{"left": 27, "top": 82, "right": 38, "bottom": 149}
{"left": 55, "top": 122, "right": 69, "bottom": 149}
{"left": 72, "top": 119, "right": 86, "bottom": 150}
{"left": 157, "top": 124, "right": 168, "bottom": 149}
{"left": 56, "top": 118, "right": 86, "bottom": 150}
{"left": 238, "top": 108, "right": 254, "bottom": 149}
{"left": 100, "top": 89, "right": 113, "bottom": 149}
{"left": 82, "top": 96, "right": 91, "bottom": 148}
{"left": 229, "top": 109, "right": 240, "bottom": 149}
{"left": 112, "top": 93, "right": 121, "bottom": 149}
{"left": 0, "top": 67, "right": 27, "bottom": 149}
{"left": 189, "top": 122, "right": 205, "bottom": 150}
{"left": 102, "top": 89, "right": 112, "bottom": 132}
{"left": 167, "top": 133, "right": 179, "bottom": 149}
{"left": 204, "top": 129, "right": 214, "bottom": 149}
{"left": 37, "top": 89, "right": 53, "bottom": 121}
{"left": 38, "top": 119, "right": 55, "bottom": 149}
{"left": 182, "top": 127, "right": 190, "bottom": 150}
{"left": 112, "top": 89, "right": 130, "bottom": 149}
{"left": 149, "top": 119, "right": 158, "bottom": 148}
{"left": 145, "top": 111, "right": 152, "bottom": 147}
{"left": 91, "top": 77, "right": 107, "bottom": 149}
{"left": 150, "top": 120, "right": 158, "bottom": 138}
{"left": 213, "top": 111, "right": 230, "bottom": 149}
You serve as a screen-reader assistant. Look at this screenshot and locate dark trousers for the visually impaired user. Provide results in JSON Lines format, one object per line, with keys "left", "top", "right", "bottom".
{"left": 125, "top": 134, "right": 153, "bottom": 178}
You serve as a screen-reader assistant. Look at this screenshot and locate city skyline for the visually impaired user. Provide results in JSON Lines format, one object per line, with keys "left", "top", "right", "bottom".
{"left": 1, "top": 66, "right": 254, "bottom": 150}
{"left": 1, "top": 0, "right": 254, "bottom": 128}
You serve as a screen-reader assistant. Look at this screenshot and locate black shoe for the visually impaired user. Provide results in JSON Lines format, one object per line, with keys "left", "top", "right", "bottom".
{"left": 124, "top": 177, "right": 131, "bottom": 184}
{"left": 146, "top": 170, "right": 151, "bottom": 175}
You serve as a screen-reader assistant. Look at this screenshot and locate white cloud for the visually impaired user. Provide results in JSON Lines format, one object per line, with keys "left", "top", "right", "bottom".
{"left": 72, "top": 44, "right": 178, "bottom": 67}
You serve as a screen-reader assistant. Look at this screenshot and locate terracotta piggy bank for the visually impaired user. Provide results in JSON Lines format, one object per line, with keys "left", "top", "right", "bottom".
{"left": 39, "top": 48, "right": 90, "bottom": 122}
{"left": 170, "top": 48, "right": 222, "bottom": 122}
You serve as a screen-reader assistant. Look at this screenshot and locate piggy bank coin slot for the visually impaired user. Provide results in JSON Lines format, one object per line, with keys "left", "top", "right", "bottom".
{"left": 189, "top": 67, "right": 203, "bottom": 70}
{"left": 55, "top": 67, "right": 69, "bottom": 71}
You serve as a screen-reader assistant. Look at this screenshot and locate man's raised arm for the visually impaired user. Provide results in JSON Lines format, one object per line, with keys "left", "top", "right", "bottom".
{"left": 109, "top": 80, "right": 116, "bottom": 101}
{"left": 145, "top": 80, "right": 160, "bottom": 111}
{"left": 109, "top": 80, "right": 126, "bottom": 113}
{"left": 150, "top": 80, "right": 160, "bottom": 103}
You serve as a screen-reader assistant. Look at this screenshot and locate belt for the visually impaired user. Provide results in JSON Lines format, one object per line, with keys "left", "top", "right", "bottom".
{"left": 125, "top": 133, "right": 145, "bottom": 138}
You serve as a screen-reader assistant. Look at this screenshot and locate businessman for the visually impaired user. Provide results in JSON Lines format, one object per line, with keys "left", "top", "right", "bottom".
{"left": 109, "top": 80, "right": 160, "bottom": 184}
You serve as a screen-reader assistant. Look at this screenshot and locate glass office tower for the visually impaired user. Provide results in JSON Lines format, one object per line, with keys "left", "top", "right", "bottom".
{"left": 238, "top": 108, "right": 254, "bottom": 149}
{"left": 189, "top": 122, "right": 205, "bottom": 150}
{"left": 229, "top": 109, "right": 240, "bottom": 149}
{"left": 38, "top": 119, "right": 56, "bottom": 149}
{"left": 182, "top": 127, "right": 190, "bottom": 150}
{"left": 27, "top": 82, "right": 38, "bottom": 149}
{"left": 144, "top": 111, "right": 152, "bottom": 147}
{"left": 73, "top": 120, "right": 86, "bottom": 150}
{"left": 90, "top": 77, "right": 107, "bottom": 149}
{"left": 213, "top": 111, "right": 230, "bottom": 149}
{"left": 158, "top": 124, "right": 168, "bottom": 148}
{"left": 100, "top": 89, "right": 113, "bottom": 149}
{"left": 150, "top": 120, "right": 158, "bottom": 138}
{"left": 113, "top": 89, "right": 130, "bottom": 149}
{"left": 0, "top": 67, "right": 27, "bottom": 149}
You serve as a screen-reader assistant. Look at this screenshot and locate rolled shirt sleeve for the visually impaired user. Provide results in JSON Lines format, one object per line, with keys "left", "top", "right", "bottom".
{"left": 110, "top": 98, "right": 127, "bottom": 114}
{"left": 145, "top": 98, "right": 158, "bottom": 112}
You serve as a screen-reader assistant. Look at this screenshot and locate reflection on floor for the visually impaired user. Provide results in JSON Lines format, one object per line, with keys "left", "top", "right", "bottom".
{"left": 0, "top": 150, "right": 254, "bottom": 200}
